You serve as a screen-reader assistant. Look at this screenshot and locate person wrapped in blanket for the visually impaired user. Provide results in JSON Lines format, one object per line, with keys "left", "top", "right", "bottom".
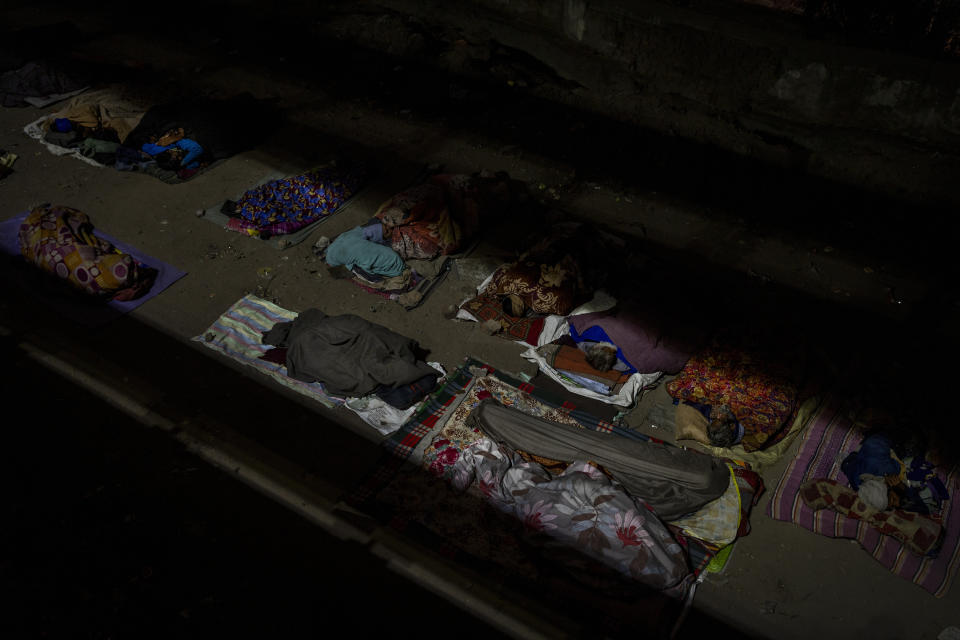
{"left": 537, "top": 302, "right": 707, "bottom": 398}
{"left": 374, "top": 171, "right": 524, "bottom": 260}
{"left": 139, "top": 126, "right": 205, "bottom": 173}
{"left": 470, "top": 220, "right": 623, "bottom": 327}
{"left": 260, "top": 308, "right": 439, "bottom": 409}
{"left": 666, "top": 334, "right": 808, "bottom": 452}
{"left": 17, "top": 204, "right": 157, "bottom": 300}
{"left": 320, "top": 219, "right": 409, "bottom": 287}
{"left": 119, "top": 93, "right": 276, "bottom": 180}
{"left": 315, "top": 218, "right": 426, "bottom": 308}
{"left": 220, "top": 164, "right": 366, "bottom": 239}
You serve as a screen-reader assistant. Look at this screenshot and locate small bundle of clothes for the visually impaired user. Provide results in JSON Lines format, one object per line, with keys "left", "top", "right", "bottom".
{"left": 840, "top": 433, "right": 949, "bottom": 515}
{"left": 798, "top": 431, "right": 948, "bottom": 556}
{"left": 259, "top": 308, "right": 440, "bottom": 408}
{"left": 17, "top": 204, "right": 157, "bottom": 300}
{"left": 221, "top": 164, "right": 366, "bottom": 239}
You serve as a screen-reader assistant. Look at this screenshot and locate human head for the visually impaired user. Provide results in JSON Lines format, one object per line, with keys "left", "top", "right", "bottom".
{"left": 583, "top": 342, "right": 618, "bottom": 372}
{"left": 708, "top": 405, "right": 739, "bottom": 448}
{"left": 155, "top": 148, "right": 183, "bottom": 171}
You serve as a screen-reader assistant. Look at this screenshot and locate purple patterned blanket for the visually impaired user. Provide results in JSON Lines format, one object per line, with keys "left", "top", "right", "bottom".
{"left": 767, "top": 397, "right": 960, "bottom": 597}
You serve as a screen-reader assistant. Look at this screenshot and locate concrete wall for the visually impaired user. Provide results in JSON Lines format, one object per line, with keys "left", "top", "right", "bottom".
{"left": 315, "top": 0, "right": 960, "bottom": 207}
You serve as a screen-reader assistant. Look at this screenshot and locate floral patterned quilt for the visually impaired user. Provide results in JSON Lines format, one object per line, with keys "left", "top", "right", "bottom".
{"left": 376, "top": 373, "right": 694, "bottom": 598}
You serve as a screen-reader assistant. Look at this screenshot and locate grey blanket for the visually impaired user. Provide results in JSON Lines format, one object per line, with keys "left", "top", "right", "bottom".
{"left": 261, "top": 308, "right": 437, "bottom": 397}
{"left": 470, "top": 401, "right": 730, "bottom": 520}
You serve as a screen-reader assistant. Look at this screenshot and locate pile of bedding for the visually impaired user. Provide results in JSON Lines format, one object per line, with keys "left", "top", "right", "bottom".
{"left": 768, "top": 397, "right": 960, "bottom": 596}
{"left": 25, "top": 91, "right": 276, "bottom": 182}
{"left": 24, "top": 87, "right": 149, "bottom": 166}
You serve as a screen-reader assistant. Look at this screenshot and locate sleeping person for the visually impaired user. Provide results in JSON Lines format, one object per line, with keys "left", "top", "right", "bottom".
{"left": 141, "top": 135, "right": 204, "bottom": 170}
{"left": 321, "top": 219, "right": 411, "bottom": 291}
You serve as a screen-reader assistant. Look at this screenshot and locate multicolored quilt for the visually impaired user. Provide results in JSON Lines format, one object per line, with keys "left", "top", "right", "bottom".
{"left": 226, "top": 165, "right": 365, "bottom": 238}
{"left": 17, "top": 204, "right": 157, "bottom": 300}
{"left": 767, "top": 397, "right": 960, "bottom": 597}
{"left": 666, "top": 344, "right": 803, "bottom": 452}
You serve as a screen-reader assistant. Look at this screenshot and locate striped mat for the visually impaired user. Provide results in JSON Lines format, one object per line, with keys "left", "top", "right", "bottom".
{"left": 766, "top": 397, "right": 960, "bottom": 597}
{"left": 192, "top": 294, "right": 343, "bottom": 409}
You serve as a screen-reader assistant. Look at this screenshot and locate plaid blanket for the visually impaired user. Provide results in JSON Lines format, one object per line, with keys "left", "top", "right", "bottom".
{"left": 767, "top": 396, "right": 960, "bottom": 597}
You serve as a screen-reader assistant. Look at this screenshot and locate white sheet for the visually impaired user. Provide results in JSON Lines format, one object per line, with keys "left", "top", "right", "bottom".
{"left": 23, "top": 115, "right": 105, "bottom": 168}
{"left": 344, "top": 362, "right": 446, "bottom": 435}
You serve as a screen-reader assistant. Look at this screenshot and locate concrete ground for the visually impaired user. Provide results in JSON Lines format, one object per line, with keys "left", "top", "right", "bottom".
{"left": 0, "top": 346, "right": 510, "bottom": 640}
{"left": 2, "top": 2, "right": 958, "bottom": 639}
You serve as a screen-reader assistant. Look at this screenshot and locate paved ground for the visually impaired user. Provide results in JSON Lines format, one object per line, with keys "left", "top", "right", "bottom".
{"left": 2, "top": 2, "right": 959, "bottom": 639}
